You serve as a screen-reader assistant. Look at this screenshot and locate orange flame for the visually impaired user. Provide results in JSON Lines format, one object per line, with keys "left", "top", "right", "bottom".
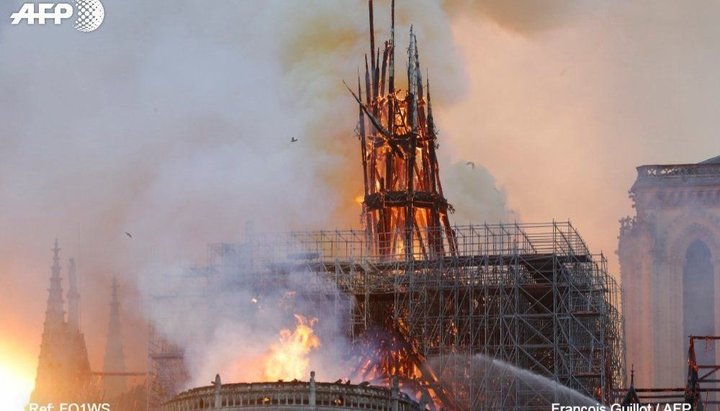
{"left": 263, "top": 315, "right": 320, "bottom": 381}
{"left": 0, "top": 341, "right": 35, "bottom": 410}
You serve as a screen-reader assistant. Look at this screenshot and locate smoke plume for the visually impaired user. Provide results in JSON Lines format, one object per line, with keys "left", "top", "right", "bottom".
{"left": 0, "top": 0, "right": 513, "bottom": 394}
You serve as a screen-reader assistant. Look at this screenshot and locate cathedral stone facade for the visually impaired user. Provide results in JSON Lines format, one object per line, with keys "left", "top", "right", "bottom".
{"left": 619, "top": 157, "right": 720, "bottom": 388}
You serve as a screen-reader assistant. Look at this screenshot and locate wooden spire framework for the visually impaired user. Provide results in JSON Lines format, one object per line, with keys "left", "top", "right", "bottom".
{"left": 351, "top": 0, "right": 457, "bottom": 259}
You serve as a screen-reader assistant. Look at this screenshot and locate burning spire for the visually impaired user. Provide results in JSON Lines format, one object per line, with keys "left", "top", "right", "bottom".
{"left": 350, "top": 0, "right": 458, "bottom": 259}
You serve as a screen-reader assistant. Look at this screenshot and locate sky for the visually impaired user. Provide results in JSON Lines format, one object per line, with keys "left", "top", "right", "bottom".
{"left": 440, "top": 1, "right": 720, "bottom": 263}
{"left": 1, "top": 0, "right": 720, "bottom": 407}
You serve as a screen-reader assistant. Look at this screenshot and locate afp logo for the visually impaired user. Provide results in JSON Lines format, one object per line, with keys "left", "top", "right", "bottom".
{"left": 10, "top": 0, "right": 105, "bottom": 32}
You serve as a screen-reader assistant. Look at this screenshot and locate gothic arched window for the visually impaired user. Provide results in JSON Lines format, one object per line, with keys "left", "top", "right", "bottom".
{"left": 683, "top": 239, "right": 715, "bottom": 366}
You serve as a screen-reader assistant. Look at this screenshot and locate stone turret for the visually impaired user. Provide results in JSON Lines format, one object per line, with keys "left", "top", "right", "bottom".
{"left": 67, "top": 258, "right": 80, "bottom": 332}
{"left": 102, "top": 276, "right": 127, "bottom": 399}
{"left": 31, "top": 240, "right": 93, "bottom": 403}
{"left": 44, "top": 239, "right": 65, "bottom": 331}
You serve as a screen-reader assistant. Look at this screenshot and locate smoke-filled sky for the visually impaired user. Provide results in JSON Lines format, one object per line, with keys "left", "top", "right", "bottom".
{"left": 1, "top": 0, "right": 720, "bottom": 406}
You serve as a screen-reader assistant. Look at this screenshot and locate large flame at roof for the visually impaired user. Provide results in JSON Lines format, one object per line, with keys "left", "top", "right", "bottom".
{"left": 263, "top": 315, "right": 320, "bottom": 381}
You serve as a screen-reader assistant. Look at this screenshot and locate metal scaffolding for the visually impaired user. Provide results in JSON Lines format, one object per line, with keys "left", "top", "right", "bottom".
{"left": 147, "top": 327, "right": 187, "bottom": 411}
{"left": 149, "top": 222, "right": 624, "bottom": 410}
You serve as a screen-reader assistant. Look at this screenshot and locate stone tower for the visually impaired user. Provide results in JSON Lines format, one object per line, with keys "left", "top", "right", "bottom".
{"left": 619, "top": 157, "right": 720, "bottom": 388}
{"left": 102, "top": 276, "right": 127, "bottom": 399}
{"left": 31, "top": 240, "right": 94, "bottom": 403}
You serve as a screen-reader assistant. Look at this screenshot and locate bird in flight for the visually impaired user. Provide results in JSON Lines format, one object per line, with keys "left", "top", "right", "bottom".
{"left": 125, "top": 232, "right": 132, "bottom": 238}
{"left": 291, "top": 137, "right": 298, "bottom": 142}
{"left": 466, "top": 161, "right": 476, "bottom": 169}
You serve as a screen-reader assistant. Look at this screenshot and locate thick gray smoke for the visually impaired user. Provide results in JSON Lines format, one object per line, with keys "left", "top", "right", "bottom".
{"left": 0, "top": 0, "right": 516, "bottom": 388}
{"left": 443, "top": 162, "right": 517, "bottom": 224}
{"left": 144, "top": 260, "right": 355, "bottom": 386}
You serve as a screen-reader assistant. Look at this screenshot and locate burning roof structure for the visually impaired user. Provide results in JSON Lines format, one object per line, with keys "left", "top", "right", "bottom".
{"left": 149, "top": 2, "right": 624, "bottom": 410}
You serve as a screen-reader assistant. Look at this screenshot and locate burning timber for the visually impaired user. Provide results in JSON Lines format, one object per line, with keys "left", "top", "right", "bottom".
{"left": 162, "top": 372, "right": 423, "bottom": 411}
{"left": 348, "top": 1, "right": 456, "bottom": 260}
{"left": 149, "top": 1, "right": 624, "bottom": 410}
